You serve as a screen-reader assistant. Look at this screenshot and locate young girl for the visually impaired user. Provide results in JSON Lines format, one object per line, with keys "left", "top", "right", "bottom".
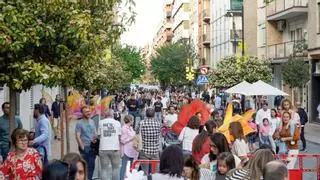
{"left": 247, "top": 115, "right": 258, "bottom": 152}
{"left": 259, "top": 118, "right": 271, "bottom": 146}
{"left": 229, "top": 122, "right": 250, "bottom": 162}
{"left": 216, "top": 152, "right": 235, "bottom": 180}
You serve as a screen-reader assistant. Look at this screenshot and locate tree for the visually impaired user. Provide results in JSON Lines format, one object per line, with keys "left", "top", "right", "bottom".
{"left": 151, "top": 40, "right": 196, "bottom": 88}
{"left": 283, "top": 57, "right": 309, "bottom": 89}
{"left": 113, "top": 45, "right": 145, "bottom": 82}
{"left": 0, "top": 0, "right": 135, "bottom": 150}
{"left": 210, "top": 56, "right": 272, "bottom": 88}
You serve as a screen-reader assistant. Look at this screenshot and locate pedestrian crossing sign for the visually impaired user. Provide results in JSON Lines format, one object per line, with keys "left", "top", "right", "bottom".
{"left": 196, "top": 75, "right": 209, "bottom": 85}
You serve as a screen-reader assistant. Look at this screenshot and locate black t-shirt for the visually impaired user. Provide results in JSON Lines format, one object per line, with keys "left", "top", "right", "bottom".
{"left": 154, "top": 101, "right": 163, "bottom": 112}
{"left": 126, "top": 99, "right": 138, "bottom": 112}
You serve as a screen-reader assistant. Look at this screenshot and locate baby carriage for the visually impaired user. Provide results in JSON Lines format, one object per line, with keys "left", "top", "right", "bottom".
{"left": 161, "top": 127, "right": 181, "bottom": 149}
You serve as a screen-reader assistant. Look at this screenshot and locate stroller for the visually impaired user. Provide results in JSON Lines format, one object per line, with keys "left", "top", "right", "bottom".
{"left": 161, "top": 127, "right": 181, "bottom": 149}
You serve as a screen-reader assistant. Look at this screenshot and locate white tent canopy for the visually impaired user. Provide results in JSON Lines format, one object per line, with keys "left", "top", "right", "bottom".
{"left": 245, "top": 80, "right": 288, "bottom": 96}
{"left": 225, "top": 81, "right": 252, "bottom": 95}
{"left": 225, "top": 80, "right": 288, "bottom": 96}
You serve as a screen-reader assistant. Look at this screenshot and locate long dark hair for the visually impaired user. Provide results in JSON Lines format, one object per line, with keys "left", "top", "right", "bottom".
{"left": 209, "top": 132, "right": 231, "bottom": 162}
{"left": 193, "top": 120, "right": 216, "bottom": 153}
{"left": 42, "top": 160, "right": 77, "bottom": 180}
{"left": 160, "top": 145, "right": 184, "bottom": 177}
{"left": 184, "top": 155, "right": 200, "bottom": 180}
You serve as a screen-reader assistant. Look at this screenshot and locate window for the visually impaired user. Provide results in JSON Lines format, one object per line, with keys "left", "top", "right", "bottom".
{"left": 296, "top": 28, "right": 302, "bottom": 40}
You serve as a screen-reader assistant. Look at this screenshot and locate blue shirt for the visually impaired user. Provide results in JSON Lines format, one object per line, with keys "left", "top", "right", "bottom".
{"left": 34, "top": 114, "right": 52, "bottom": 156}
{"left": 75, "top": 119, "right": 96, "bottom": 146}
{"left": 0, "top": 115, "right": 22, "bottom": 148}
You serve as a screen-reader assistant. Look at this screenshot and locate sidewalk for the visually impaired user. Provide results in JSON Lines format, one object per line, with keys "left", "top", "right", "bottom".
{"left": 304, "top": 122, "right": 320, "bottom": 145}
{"left": 51, "top": 120, "right": 78, "bottom": 160}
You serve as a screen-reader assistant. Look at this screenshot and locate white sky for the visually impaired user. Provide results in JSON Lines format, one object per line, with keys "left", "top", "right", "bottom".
{"left": 121, "top": 0, "right": 163, "bottom": 48}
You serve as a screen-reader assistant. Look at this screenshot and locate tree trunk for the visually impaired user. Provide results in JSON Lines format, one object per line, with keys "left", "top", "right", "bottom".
{"left": 9, "top": 89, "right": 16, "bottom": 135}
{"left": 60, "top": 100, "right": 64, "bottom": 158}
{"left": 64, "top": 86, "right": 70, "bottom": 153}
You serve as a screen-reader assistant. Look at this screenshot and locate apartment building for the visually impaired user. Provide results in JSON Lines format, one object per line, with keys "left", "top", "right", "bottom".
{"left": 212, "top": 0, "right": 244, "bottom": 68}
{"left": 308, "top": 0, "right": 320, "bottom": 123}
{"left": 200, "top": 0, "right": 211, "bottom": 66}
{"left": 244, "top": 0, "right": 310, "bottom": 118}
{"left": 172, "top": 0, "right": 191, "bottom": 42}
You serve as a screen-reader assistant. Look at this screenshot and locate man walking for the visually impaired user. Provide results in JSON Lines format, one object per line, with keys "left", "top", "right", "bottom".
{"left": 0, "top": 102, "right": 22, "bottom": 161}
{"left": 75, "top": 106, "right": 97, "bottom": 180}
{"left": 29, "top": 103, "right": 51, "bottom": 165}
{"left": 296, "top": 102, "right": 308, "bottom": 151}
{"left": 154, "top": 97, "right": 163, "bottom": 124}
{"left": 255, "top": 102, "right": 271, "bottom": 126}
{"left": 98, "top": 109, "right": 121, "bottom": 180}
{"left": 51, "top": 94, "right": 62, "bottom": 140}
{"left": 126, "top": 94, "right": 139, "bottom": 128}
{"left": 139, "top": 108, "right": 161, "bottom": 175}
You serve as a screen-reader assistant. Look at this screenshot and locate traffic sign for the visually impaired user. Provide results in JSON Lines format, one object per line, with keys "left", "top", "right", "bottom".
{"left": 196, "top": 75, "right": 209, "bottom": 85}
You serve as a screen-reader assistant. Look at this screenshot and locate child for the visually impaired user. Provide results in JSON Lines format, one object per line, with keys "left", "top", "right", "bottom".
{"left": 247, "top": 117, "right": 258, "bottom": 152}
{"left": 229, "top": 121, "right": 250, "bottom": 161}
{"left": 259, "top": 118, "right": 271, "bottom": 146}
{"left": 216, "top": 152, "right": 236, "bottom": 180}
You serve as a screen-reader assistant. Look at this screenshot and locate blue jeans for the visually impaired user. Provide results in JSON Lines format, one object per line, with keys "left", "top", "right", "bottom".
{"left": 155, "top": 112, "right": 162, "bottom": 124}
{"left": 120, "top": 154, "right": 134, "bottom": 180}
{"left": 0, "top": 146, "right": 9, "bottom": 161}
{"left": 79, "top": 146, "right": 96, "bottom": 180}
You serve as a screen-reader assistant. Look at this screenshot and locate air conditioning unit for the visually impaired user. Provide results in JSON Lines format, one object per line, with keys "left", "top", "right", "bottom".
{"left": 315, "top": 62, "right": 320, "bottom": 74}
{"left": 276, "top": 20, "right": 286, "bottom": 32}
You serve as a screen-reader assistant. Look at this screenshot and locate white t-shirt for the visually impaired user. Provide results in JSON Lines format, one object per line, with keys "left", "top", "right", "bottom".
{"left": 255, "top": 108, "right": 271, "bottom": 125}
{"left": 231, "top": 139, "right": 250, "bottom": 158}
{"left": 165, "top": 113, "right": 178, "bottom": 127}
{"left": 161, "top": 97, "right": 168, "bottom": 109}
{"left": 178, "top": 127, "right": 198, "bottom": 151}
{"left": 269, "top": 117, "right": 280, "bottom": 136}
{"left": 98, "top": 118, "right": 121, "bottom": 150}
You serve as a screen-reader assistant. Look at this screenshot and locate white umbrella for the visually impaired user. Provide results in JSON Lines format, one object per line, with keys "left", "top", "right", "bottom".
{"left": 225, "top": 81, "right": 252, "bottom": 95}
{"left": 246, "top": 80, "right": 288, "bottom": 96}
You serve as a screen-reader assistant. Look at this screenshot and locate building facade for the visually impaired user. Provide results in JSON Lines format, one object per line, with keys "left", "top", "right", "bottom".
{"left": 172, "top": 0, "right": 191, "bottom": 42}
{"left": 211, "top": 0, "right": 244, "bottom": 68}
{"left": 244, "top": 0, "right": 310, "bottom": 119}
{"left": 308, "top": 0, "right": 320, "bottom": 123}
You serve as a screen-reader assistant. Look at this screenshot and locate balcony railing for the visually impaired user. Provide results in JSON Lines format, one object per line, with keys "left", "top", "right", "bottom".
{"left": 203, "top": 10, "right": 210, "bottom": 23}
{"left": 230, "top": 30, "right": 243, "bottom": 42}
{"left": 267, "top": 0, "right": 308, "bottom": 20}
{"left": 268, "top": 40, "right": 307, "bottom": 59}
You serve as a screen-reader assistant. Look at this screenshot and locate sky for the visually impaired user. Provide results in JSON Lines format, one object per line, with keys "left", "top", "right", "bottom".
{"left": 120, "top": 0, "right": 163, "bottom": 48}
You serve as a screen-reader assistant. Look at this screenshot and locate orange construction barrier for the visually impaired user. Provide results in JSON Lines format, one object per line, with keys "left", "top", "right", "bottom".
{"left": 130, "top": 154, "right": 320, "bottom": 180}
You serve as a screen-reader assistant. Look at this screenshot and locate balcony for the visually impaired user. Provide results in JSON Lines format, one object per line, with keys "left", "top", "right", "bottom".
{"left": 267, "top": 0, "right": 308, "bottom": 21}
{"left": 165, "top": 31, "right": 174, "bottom": 42}
{"left": 230, "top": 30, "right": 243, "bottom": 42}
{"left": 203, "top": 34, "right": 210, "bottom": 46}
{"left": 166, "top": 11, "right": 172, "bottom": 18}
{"left": 268, "top": 40, "right": 308, "bottom": 59}
{"left": 203, "top": 9, "right": 210, "bottom": 23}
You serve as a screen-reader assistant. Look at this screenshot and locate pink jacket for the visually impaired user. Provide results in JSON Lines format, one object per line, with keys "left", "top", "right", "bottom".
{"left": 120, "top": 124, "right": 139, "bottom": 159}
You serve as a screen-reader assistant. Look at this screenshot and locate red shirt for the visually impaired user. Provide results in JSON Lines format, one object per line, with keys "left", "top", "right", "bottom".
{"left": 0, "top": 148, "right": 43, "bottom": 180}
{"left": 192, "top": 137, "right": 211, "bottom": 165}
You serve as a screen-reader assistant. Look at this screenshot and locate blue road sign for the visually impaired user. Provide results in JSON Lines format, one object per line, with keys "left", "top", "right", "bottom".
{"left": 196, "top": 75, "right": 209, "bottom": 85}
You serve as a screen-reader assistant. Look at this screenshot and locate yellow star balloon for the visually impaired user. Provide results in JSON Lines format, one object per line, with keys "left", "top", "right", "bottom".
{"left": 217, "top": 102, "right": 256, "bottom": 143}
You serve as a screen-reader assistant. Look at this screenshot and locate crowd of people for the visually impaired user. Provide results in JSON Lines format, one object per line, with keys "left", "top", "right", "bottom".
{"left": 0, "top": 89, "right": 308, "bottom": 180}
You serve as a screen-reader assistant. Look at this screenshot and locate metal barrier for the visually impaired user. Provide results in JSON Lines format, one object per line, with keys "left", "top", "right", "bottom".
{"left": 130, "top": 154, "right": 320, "bottom": 180}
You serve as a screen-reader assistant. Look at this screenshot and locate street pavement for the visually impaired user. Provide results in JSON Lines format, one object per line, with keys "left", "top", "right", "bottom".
{"left": 50, "top": 119, "right": 320, "bottom": 180}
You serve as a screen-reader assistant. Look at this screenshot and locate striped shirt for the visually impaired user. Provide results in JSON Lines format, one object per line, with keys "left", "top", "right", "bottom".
{"left": 226, "top": 168, "right": 250, "bottom": 180}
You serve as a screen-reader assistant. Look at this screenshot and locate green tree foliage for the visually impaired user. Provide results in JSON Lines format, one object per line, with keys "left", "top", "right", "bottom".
{"left": 151, "top": 40, "right": 196, "bottom": 87}
{"left": 210, "top": 56, "right": 272, "bottom": 88}
{"left": 283, "top": 56, "right": 309, "bottom": 88}
{"left": 113, "top": 45, "right": 146, "bottom": 81}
